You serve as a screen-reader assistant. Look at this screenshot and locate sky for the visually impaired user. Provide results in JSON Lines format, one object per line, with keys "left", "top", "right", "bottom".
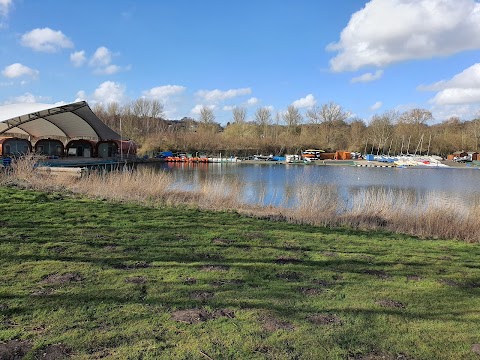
{"left": 1, "top": 0, "right": 480, "bottom": 125}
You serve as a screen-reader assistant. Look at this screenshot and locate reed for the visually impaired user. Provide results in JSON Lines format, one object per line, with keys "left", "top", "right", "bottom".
{"left": 4, "top": 157, "right": 479, "bottom": 242}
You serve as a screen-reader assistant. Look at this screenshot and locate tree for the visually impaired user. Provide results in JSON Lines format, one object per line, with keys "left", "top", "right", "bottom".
{"left": 255, "top": 107, "right": 272, "bottom": 137}
{"left": 199, "top": 106, "right": 215, "bottom": 124}
{"left": 399, "top": 108, "right": 433, "bottom": 124}
{"left": 368, "top": 111, "right": 395, "bottom": 155}
{"left": 232, "top": 106, "right": 247, "bottom": 124}
{"left": 282, "top": 105, "right": 302, "bottom": 133}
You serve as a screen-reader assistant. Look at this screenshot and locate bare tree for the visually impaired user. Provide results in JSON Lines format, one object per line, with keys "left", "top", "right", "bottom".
{"left": 255, "top": 107, "right": 272, "bottom": 136}
{"left": 199, "top": 106, "right": 215, "bottom": 124}
{"left": 400, "top": 108, "right": 433, "bottom": 124}
{"left": 306, "top": 102, "right": 351, "bottom": 124}
{"left": 369, "top": 111, "right": 395, "bottom": 155}
{"left": 232, "top": 106, "right": 247, "bottom": 124}
{"left": 283, "top": 105, "right": 302, "bottom": 132}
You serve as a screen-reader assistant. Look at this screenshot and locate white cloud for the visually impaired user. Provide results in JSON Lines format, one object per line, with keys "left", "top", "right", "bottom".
{"left": 247, "top": 97, "right": 259, "bottom": 105}
{"left": 190, "top": 104, "right": 216, "bottom": 116}
{"left": 0, "top": 0, "right": 12, "bottom": 17}
{"left": 77, "top": 81, "right": 127, "bottom": 105}
{"left": 421, "top": 63, "right": 480, "bottom": 106}
{"left": 21, "top": 27, "right": 73, "bottom": 52}
{"left": 351, "top": 70, "right": 384, "bottom": 83}
{"left": 3, "top": 92, "right": 50, "bottom": 104}
{"left": 292, "top": 94, "right": 316, "bottom": 109}
{"left": 143, "top": 85, "right": 186, "bottom": 99}
{"left": 70, "top": 50, "right": 86, "bottom": 67}
{"left": 328, "top": 0, "right": 480, "bottom": 72}
{"left": 223, "top": 105, "right": 234, "bottom": 111}
{"left": 196, "top": 88, "right": 251, "bottom": 102}
{"left": 370, "top": 101, "right": 383, "bottom": 111}
{"left": 89, "top": 46, "right": 112, "bottom": 67}
{"left": 2, "top": 63, "right": 39, "bottom": 79}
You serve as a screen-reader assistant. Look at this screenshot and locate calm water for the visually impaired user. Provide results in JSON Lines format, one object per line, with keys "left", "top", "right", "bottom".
{"left": 141, "top": 162, "right": 480, "bottom": 208}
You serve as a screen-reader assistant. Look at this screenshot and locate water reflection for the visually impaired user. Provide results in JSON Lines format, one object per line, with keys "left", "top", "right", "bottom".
{"left": 140, "top": 162, "right": 480, "bottom": 210}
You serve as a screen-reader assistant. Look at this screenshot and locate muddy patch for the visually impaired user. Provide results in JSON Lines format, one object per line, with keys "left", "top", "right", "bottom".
{"left": 171, "top": 308, "right": 234, "bottom": 324}
{"left": 276, "top": 271, "right": 302, "bottom": 282}
{"left": 183, "top": 277, "right": 197, "bottom": 285}
{"left": 40, "top": 272, "right": 84, "bottom": 285}
{"left": 464, "top": 281, "right": 480, "bottom": 289}
{"left": 103, "top": 244, "right": 118, "bottom": 251}
{"left": 438, "top": 279, "right": 460, "bottom": 287}
{"left": 125, "top": 276, "right": 147, "bottom": 284}
{"left": 190, "top": 291, "right": 214, "bottom": 301}
{"left": 48, "top": 246, "right": 66, "bottom": 254}
{"left": 375, "top": 299, "right": 406, "bottom": 309}
{"left": 260, "top": 315, "right": 295, "bottom": 332}
{"left": 362, "top": 269, "right": 391, "bottom": 279}
{"left": 307, "top": 313, "right": 342, "bottom": 326}
{"left": 298, "top": 287, "right": 323, "bottom": 296}
{"left": 113, "top": 261, "right": 151, "bottom": 270}
{"left": 199, "top": 264, "right": 230, "bottom": 272}
{"left": 210, "top": 279, "right": 245, "bottom": 287}
{"left": 35, "top": 344, "right": 71, "bottom": 360}
{"left": 212, "top": 238, "right": 233, "bottom": 245}
{"left": 0, "top": 303, "right": 8, "bottom": 311}
{"left": 0, "top": 339, "right": 32, "bottom": 359}
{"left": 406, "top": 274, "right": 422, "bottom": 281}
{"left": 472, "top": 344, "right": 480, "bottom": 355}
{"left": 313, "top": 279, "right": 330, "bottom": 287}
{"left": 275, "top": 256, "right": 302, "bottom": 265}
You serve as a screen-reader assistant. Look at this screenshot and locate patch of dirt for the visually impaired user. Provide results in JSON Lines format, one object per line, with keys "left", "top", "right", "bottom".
{"left": 113, "top": 261, "right": 151, "bottom": 270}
{"left": 276, "top": 271, "right": 302, "bottom": 281}
{"left": 298, "top": 287, "right": 323, "bottom": 296}
{"left": 312, "top": 279, "right": 330, "bottom": 287}
{"left": 439, "top": 279, "right": 460, "bottom": 287}
{"left": 183, "top": 277, "right": 197, "bottom": 285}
{"left": 362, "top": 269, "right": 391, "bottom": 279}
{"left": 0, "top": 340, "right": 32, "bottom": 360}
{"left": 3, "top": 319, "right": 18, "bottom": 327}
{"left": 332, "top": 274, "right": 344, "bottom": 281}
{"left": 0, "top": 303, "right": 8, "bottom": 311}
{"left": 103, "top": 244, "right": 117, "bottom": 251}
{"left": 212, "top": 238, "right": 233, "bottom": 245}
{"left": 175, "top": 234, "right": 189, "bottom": 241}
{"left": 406, "top": 275, "right": 422, "bottom": 281}
{"left": 472, "top": 344, "right": 480, "bottom": 355}
{"left": 125, "top": 276, "right": 147, "bottom": 284}
{"left": 439, "top": 256, "right": 452, "bottom": 261}
{"left": 260, "top": 315, "right": 295, "bottom": 332}
{"left": 244, "top": 232, "right": 266, "bottom": 239}
{"left": 323, "top": 251, "right": 338, "bottom": 257}
{"left": 209, "top": 279, "right": 245, "bottom": 287}
{"left": 0, "top": 220, "right": 8, "bottom": 226}
{"left": 35, "top": 343, "right": 71, "bottom": 360}
{"left": 307, "top": 313, "right": 343, "bottom": 326}
{"left": 31, "top": 288, "right": 55, "bottom": 296}
{"left": 48, "top": 246, "right": 66, "bottom": 254}
{"left": 375, "top": 299, "right": 406, "bottom": 309}
{"left": 199, "top": 265, "right": 230, "bottom": 272}
{"left": 171, "top": 308, "right": 234, "bottom": 324}
{"left": 39, "top": 272, "right": 84, "bottom": 285}
{"left": 348, "top": 351, "right": 413, "bottom": 360}
{"left": 275, "top": 256, "right": 302, "bottom": 265}
{"left": 464, "top": 281, "right": 480, "bottom": 289}
{"left": 190, "top": 291, "right": 214, "bottom": 301}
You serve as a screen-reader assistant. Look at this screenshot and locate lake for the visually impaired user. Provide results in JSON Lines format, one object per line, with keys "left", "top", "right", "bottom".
{"left": 141, "top": 162, "right": 480, "bottom": 209}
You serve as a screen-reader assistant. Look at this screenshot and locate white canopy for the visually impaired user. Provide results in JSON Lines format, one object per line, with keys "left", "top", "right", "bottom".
{"left": 0, "top": 101, "right": 121, "bottom": 140}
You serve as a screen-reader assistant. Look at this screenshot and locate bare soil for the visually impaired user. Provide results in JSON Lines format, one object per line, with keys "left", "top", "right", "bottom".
{"left": 35, "top": 344, "right": 71, "bottom": 359}
{"left": 171, "top": 308, "right": 235, "bottom": 324}
{"left": 276, "top": 271, "right": 302, "bottom": 281}
{"left": 190, "top": 291, "right": 214, "bottom": 301}
{"left": 298, "top": 287, "right": 323, "bottom": 296}
{"left": 260, "top": 315, "right": 295, "bottom": 332}
{"left": 124, "top": 276, "right": 147, "bottom": 284}
{"left": 39, "top": 272, "right": 83, "bottom": 285}
{"left": 362, "top": 269, "right": 391, "bottom": 279}
{"left": 198, "top": 264, "right": 230, "bottom": 272}
{"left": 275, "top": 256, "right": 302, "bottom": 265}
{"left": 0, "top": 340, "right": 32, "bottom": 360}
{"left": 375, "top": 299, "right": 406, "bottom": 309}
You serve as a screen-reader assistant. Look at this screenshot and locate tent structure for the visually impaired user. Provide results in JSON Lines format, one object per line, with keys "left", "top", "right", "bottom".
{"left": 0, "top": 101, "right": 120, "bottom": 140}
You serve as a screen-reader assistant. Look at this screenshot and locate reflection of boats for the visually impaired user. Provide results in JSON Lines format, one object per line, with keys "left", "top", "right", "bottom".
{"left": 302, "top": 149, "right": 324, "bottom": 160}
{"left": 394, "top": 156, "right": 448, "bottom": 168}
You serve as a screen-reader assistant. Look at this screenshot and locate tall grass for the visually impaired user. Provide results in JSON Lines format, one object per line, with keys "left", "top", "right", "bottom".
{"left": 4, "top": 156, "right": 479, "bottom": 242}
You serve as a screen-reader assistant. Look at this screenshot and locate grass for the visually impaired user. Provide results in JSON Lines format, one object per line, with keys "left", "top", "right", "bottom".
{"left": 0, "top": 186, "right": 479, "bottom": 359}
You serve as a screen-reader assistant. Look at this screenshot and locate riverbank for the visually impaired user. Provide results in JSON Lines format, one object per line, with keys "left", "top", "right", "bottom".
{"left": 0, "top": 186, "right": 479, "bottom": 359}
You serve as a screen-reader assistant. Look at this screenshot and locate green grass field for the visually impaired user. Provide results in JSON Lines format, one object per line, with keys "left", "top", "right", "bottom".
{"left": 0, "top": 186, "right": 479, "bottom": 359}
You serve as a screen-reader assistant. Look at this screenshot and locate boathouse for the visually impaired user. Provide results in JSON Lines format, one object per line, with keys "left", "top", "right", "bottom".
{"left": 66, "top": 139, "right": 97, "bottom": 157}
{"left": 447, "top": 151, "right": 468, "bottom": 160}
{"left": 34, "top": 139, "right": 64, "bottom": 157}
{"left": 0, "top": 137, "right": 32, "bottom": 156}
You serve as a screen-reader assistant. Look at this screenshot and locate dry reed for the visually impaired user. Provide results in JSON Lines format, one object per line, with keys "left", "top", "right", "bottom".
{"left": 4, "top": 156, "right": 479, "bottom": 242}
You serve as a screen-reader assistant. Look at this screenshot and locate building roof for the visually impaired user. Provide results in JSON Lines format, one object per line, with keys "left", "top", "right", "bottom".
{"left": 0, "top": 101, "right": 120, "bottom": 140}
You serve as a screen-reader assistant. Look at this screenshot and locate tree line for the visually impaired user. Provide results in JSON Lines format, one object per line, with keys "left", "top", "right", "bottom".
{"left": 93, "top": 99, "right": 480, "bottom": 157}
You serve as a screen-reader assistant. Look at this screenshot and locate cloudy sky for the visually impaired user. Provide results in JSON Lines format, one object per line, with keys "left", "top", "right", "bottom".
{"left": 1, "top": 0, "right": 480, "bottom": 124}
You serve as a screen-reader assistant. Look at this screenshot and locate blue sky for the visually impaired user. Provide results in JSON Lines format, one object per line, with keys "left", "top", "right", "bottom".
{"left": 1, "top": 0, "right": 480, "bottom": 125}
